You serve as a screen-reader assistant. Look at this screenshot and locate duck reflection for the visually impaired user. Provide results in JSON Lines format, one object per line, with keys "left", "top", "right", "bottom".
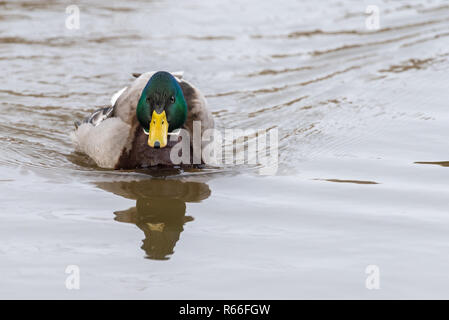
{"left": 96, "top": 179, "right": 211, "bottom": 260}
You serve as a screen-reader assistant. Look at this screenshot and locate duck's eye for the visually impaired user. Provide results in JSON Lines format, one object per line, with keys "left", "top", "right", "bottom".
{"left": 162, "top": 120, "right": 164, "bottom": 125}
{"left": 170, "top": 96, "right": 175, "bottom": 104}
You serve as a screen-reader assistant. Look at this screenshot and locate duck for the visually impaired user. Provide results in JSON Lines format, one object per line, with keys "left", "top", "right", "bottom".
{"left": 71, "top": 71, "right": 214, "bottom": 169}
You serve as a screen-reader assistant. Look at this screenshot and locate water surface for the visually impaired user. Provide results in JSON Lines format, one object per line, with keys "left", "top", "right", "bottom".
{"left": 1, "top": 0, "right": 449, "bottom": 299}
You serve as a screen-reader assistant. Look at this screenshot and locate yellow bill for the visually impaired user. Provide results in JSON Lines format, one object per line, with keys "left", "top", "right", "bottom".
{"left": 148, "top": 110, "right": 168, "bottom": 148}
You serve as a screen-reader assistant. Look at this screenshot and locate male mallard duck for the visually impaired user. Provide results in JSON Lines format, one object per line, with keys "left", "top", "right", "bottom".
{"left": 71, "top": 71, "right": 214, "bottom": 169}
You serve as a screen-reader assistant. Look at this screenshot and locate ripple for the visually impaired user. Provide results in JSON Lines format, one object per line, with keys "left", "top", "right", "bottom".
{"left": 247, "top": 95, "right": 308, "bottom": 118}
{"left": 252, "top": 18, "right": 449, "bottom": 40}
{"left": 415, "top": 161, "right": 449, "bottom": 168}
{"left": 245, "top": 66, "right": 314, "bottom": 77}
{"left": 314, "top": 179, "right": 380, "bottom": 185}
{"left": 380, "top": 58, "right": 436, "bottom": 73}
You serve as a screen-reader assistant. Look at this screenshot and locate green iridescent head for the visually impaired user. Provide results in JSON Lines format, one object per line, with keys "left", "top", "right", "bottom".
{"left": 136, "top": 71, "right": 188, "bottom": 148}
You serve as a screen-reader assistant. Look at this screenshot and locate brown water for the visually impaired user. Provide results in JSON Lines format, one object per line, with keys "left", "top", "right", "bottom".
{"left": 1, "top": 0, "right": 449, "bottom": 298}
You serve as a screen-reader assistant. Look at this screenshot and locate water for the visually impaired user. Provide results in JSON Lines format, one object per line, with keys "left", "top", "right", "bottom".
{"left": 1, "top": 0, "right": 449, "bottom": 298}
